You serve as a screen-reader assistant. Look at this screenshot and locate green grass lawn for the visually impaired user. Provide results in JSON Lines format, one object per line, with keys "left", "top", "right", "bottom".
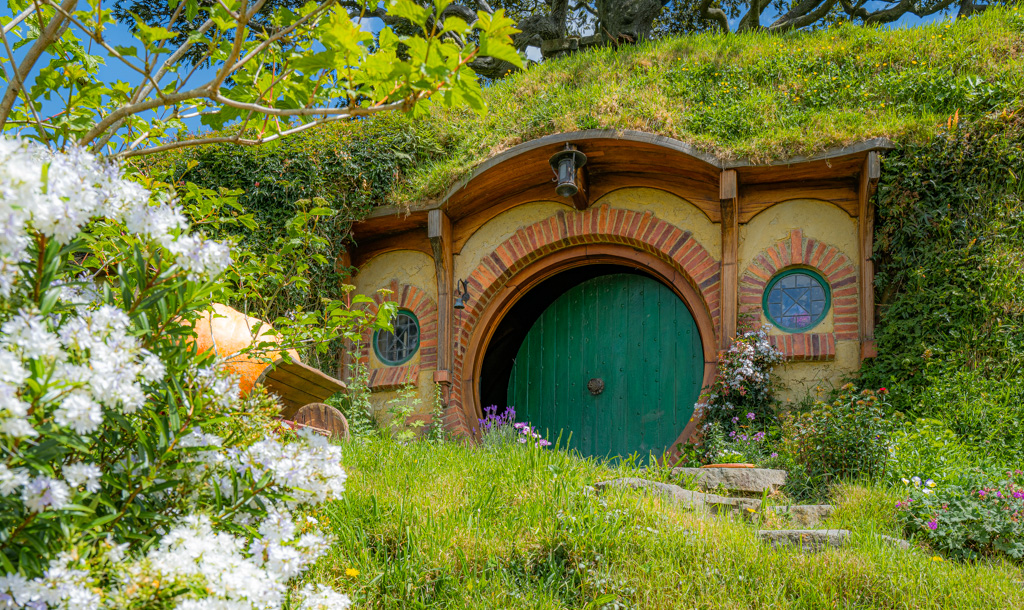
{"left": 304, "top": 438, "right": 1024, "bottom": 608}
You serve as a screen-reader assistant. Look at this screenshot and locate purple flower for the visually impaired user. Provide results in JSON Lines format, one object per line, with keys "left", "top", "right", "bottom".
{"left": 746, "top": 412, "right": 755, "bottom": 420}
{"left": 731, "top": 417, "right": 739, "bottom": 424}
{"left": 729, "top": 431, "right": 736, "bottom": 438}
{"left": 739, "top": 434, "right": 748, "bottom": 441}
{"left": 1012, "top": 491, "right": 1024, "bottom": 499}
{"left": 753, "top": 432, "right": 766, "bottom": 442}
{"left": 926, "top": 519, "right": 938, "bottom": 531}
{"left": 538, "top": 439, "right": 552, "bottom": 447}
{"left": 978, "top": 490, "right": 986, "bottom": 498}
{"left": 769, "top": 452, "right": 778, "bottom": 458}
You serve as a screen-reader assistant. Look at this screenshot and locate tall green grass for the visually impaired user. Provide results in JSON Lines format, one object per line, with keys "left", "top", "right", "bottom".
{"left": 305, "top": 439, "right": 1024, "bottom": 608}
{"left": 401, "top": 7, "right": 1024, "bottom": 203}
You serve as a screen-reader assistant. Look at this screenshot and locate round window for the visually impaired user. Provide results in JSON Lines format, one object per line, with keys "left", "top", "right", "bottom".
{"left": 763, "top": 269, "right": 831, "bottom": 333}
{"left": 373, "top": 311, "right": 420, "bottom": 365}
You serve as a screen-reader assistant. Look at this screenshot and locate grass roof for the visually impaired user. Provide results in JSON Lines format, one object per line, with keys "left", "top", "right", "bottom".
{"left": 399, "top": 7, "right": 1023, "bottom": 203}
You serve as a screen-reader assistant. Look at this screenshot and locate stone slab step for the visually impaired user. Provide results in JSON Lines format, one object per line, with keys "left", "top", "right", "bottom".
{"left": 769, "top": 504, "right": 833, "bottom": 526}
{"left": 595, "top": 478, "right": 761, "bottom": 513}
{"left": 671, "top": 467, "right": 787, "bottom": 493}
{"left": 758, "top": 529, "right": 849, "bottom": 551}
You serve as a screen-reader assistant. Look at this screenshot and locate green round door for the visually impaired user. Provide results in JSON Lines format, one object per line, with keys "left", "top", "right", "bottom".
{"left": 507, "top": 273, "right": 703, "bottom": 459}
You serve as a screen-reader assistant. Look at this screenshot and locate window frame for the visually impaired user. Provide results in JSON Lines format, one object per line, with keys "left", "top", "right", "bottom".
{"left": 372, "top": 309, "right": 421, "bottom": 366}
{"left": 761, "top": 268, "right": 832, "bottom": 333}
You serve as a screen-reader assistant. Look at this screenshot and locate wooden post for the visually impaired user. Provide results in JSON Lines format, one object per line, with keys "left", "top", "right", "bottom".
{"left": 571, "top": 164, "right": 590, "bottom": 211}
{"left": 428, "top": 209, "right": 454, "bottom": 382}
{"left": 858, "top": 152, "right": 881, "bottom": 359}
{"left": 719, "top": 169, "right": 739, "bottom": 352}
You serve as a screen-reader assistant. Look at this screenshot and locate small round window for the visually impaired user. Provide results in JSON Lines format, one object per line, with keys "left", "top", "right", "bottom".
{"left": 763, "top": 269, "right": 831, "bottom": 333}
{"left": 373, "top": 311, "right": 420, "bottom": 365}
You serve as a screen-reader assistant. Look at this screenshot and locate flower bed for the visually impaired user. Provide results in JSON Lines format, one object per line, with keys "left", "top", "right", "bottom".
{"left": 898, "top": 470, "right": 1024, "bottom": 561}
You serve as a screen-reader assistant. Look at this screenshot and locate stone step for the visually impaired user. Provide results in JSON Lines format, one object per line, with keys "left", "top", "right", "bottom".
{"left": 758, "top": 529, "right": 850, "bottom": 551}
{"left": 769, "top": 504, "right": 833, "bottom": 526}
{"left": 670, "top": 467, "right": 787, "bottom": 493}
{"left": 595, "top": 478, "right": 761, "bottom": 513}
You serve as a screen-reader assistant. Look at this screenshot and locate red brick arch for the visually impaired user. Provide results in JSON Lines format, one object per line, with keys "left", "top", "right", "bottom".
{"left": 739, "top": 229, "right": 858, "bottom": 361}
{"left": 359, "top": 280, "right": 438, "bottom": 391}
{"left": 446, "top": 203, "right": 721, "bottom": 433}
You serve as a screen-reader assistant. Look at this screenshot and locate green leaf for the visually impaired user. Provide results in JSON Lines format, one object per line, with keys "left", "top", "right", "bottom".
{"left": 387, "top": 0, "right": 430, "bottom": 30}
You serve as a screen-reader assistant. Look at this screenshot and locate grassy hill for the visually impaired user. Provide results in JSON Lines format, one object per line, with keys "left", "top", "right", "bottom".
{"left": 306, "top": 438, "right": 1024, "bottom": 608}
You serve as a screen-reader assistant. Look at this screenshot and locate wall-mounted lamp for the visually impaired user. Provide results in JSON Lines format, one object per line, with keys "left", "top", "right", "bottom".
{"left": 453, "top": 279, "right": 470, "bottom": 310}
{"left": 548, "top": 143, "right": 588, "bottom": 198}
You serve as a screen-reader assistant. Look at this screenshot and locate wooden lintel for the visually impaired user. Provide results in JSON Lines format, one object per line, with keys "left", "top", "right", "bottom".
{"left": 428, "top": 209, "right": 454, "bottom": 378}
{"left": 571, "top": 166, "right": 590, "bottom": 211}
{"left": 857, "top": 152, "right": 879, "bottom": 358}
{"left": 720, "top": 169, "right": 739, "bottom": 351}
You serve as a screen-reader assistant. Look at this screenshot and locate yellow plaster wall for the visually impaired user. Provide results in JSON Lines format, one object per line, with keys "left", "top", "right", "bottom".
{"left": 594, "top": 187, "right": 720, "bottom": 254}
{"left": 455, "top": 201, "right": 573, "bottom": 281}
{"left": 366, "top": 370, "right": 438, "bottom": 423}
{"left": 351, "top": 249, "right": 438, "bottom": 417}
{"left": 775, "top": 341, "right": 861, "bottom": 403}
{"left": 738, "top": 199, "right": 862, "bottom": 401}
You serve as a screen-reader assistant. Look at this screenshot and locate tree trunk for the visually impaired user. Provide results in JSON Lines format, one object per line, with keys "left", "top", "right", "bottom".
{"left": 595, "top": 0, "right": 669, "bottom": 43}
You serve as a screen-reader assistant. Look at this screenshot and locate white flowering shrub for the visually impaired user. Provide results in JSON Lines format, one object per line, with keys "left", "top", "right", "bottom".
{"left": 0, "top": 138, "right": 352, "bottom": 609}
{"left": 694, "top": 327, "right": 784, "bottom": 437}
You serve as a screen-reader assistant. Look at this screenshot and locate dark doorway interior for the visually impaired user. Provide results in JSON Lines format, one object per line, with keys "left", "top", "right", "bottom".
{"left": 478, "top": 264, "right": 656, "bottom": 413}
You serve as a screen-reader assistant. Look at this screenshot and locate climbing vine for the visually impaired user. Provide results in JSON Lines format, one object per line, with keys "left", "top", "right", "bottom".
{"left": 863, "top": 109, "right": 1024, "bottom": 462}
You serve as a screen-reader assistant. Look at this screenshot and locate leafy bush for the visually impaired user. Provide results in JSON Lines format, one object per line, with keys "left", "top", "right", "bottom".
{"left": 898, "top": 470, "right": 1024, "bottom": 561}
{"left": 0, "top": 138, "right": 357, "bottom": 608}
{"left": 889, "top": 418, "right": 978, "bottom": 484}
{"left": 782, "top": 385, "right": 900, "bottom": 485}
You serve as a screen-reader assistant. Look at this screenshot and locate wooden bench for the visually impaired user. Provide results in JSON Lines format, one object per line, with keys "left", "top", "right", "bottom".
{"left": 255, "top": 359, "right": 350, "bottom": 439}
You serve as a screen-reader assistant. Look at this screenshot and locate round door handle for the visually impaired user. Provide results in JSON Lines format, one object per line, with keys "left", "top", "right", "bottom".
{"left": 587, "top": 378, "right": 604, "bottom": 396}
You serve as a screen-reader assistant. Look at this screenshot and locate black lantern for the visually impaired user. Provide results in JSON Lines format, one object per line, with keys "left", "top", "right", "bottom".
{"left": 548, "top": 143, "right": 587, "bottom": 198}
{"left": 453, "top": 279, "right": 470, "bottom": 310}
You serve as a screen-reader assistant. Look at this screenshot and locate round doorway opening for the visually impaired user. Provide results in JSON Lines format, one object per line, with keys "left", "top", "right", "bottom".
{"left": 479, "top": 265, "right": 703, "bottom": 460}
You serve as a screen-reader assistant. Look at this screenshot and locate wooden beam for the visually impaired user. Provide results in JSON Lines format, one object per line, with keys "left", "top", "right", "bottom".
{"left": 858, "top": 152, "right": 881, "bottom": 359}
{"left": 428, "top": 209, "right": 454, "bottom": 378}
{"left": 571, "top": 165, "right": 590, "bottom": 211}
{"left": 720, "top": 169, "right": 739, "bottom": 351}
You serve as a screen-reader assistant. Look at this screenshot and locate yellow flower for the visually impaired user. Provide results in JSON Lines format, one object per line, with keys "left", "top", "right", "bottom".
{"left": 931, "top": 556, "right": 943, "bottom": 562}
{"left": 346, "top": 568, "right": 360, "bottom": 577}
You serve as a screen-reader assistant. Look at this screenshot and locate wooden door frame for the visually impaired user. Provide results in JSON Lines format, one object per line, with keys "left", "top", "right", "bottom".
{"left": 460, "top": 243, "right": 718, "bottom": 448}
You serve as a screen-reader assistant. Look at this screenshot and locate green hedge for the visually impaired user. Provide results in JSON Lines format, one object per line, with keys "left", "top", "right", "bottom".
{"left": 863, "top": 110, "right": 1024, "bottom": 463}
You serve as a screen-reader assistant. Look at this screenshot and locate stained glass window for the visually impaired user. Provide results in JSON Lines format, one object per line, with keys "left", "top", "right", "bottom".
{"left": 374, "top": 311, "right": 420, "bottom": 365}
{"left": 763, "top": 270, "right": 831, "bottom": 332}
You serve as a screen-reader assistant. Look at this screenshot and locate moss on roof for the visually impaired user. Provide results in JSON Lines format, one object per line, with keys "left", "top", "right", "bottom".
{"left": 159, "top": 8, "right": 1024, "bottom": 208}
{"left": 402, "top": 7, "right": 1023, "bottom": 203}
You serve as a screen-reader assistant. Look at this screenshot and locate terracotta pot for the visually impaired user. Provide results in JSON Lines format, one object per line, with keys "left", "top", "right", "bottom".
{"left": 190, "top": 303, "right": 300, "bottom": 396}
{"left": 701, "top": 463, "right": 756, "bottom": 469}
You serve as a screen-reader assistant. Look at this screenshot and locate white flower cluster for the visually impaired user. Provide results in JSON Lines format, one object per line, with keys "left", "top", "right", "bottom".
{"left": 220, "top": 428, "right": 348, "bottom": 507}
{"left": 0, "top": 556, "right": 99, "bottom": 610}
{"left": 0, "top": 137, "right": 229, "bottom": 294}
{"left": 0, "top": 138, "right": 354, "bottom": 610}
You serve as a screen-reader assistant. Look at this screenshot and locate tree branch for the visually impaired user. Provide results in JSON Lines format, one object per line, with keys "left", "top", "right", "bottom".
{"left": 0, "top": 0, "right": 80, "bottom": 129}
{"left": 698, "top": 0, "right": 731, "bottom": 33}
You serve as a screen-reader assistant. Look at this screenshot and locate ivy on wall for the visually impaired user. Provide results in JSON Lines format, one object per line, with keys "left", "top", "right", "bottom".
{"left": 147, "top": 112, "right": 441, "bottom": 372}
{"left": 863, "top": 110, "right": 1024, "bottom": 461}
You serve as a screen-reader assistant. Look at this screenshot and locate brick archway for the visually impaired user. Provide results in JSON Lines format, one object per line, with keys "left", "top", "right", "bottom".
{"left": 739, "top": 229, "right": 858, "bottom": 361}
{"left": 445, "top": 204, "right": 721, "bottom": 436}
